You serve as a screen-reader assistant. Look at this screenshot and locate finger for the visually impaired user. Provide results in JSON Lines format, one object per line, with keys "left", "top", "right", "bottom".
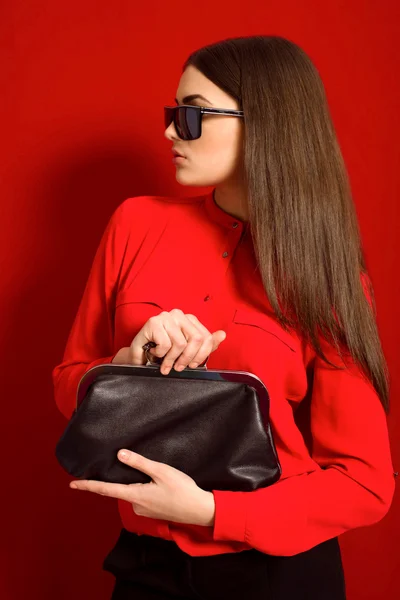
{"left": 185, "top": 315, "right": 226, "bottom": 352}
{"left": 174, "top": 315, "right": 214, "bottom": 369}
{"left": 160, "top": 310, "right": 203, "bottom": 372}
{"left": 131, "top": 315, "right": 173, "bottom": 364}
{"left": 186, "top": 316, "right": 227, "bottom": 351}
{"left": 70, "top": 479, "right": 133, "bottom": 502}
{"left": 179, "top": 316, "right": 226, "bottom": 369}
{"left": 166, "top": 312, "right": 207, "bottom": 371}
{"left": 118, "top": 449, "right": 161, "bottom": 482}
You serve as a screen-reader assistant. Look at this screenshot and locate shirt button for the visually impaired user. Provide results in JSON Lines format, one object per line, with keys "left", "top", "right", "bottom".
{"left": 204, "top": 295, "right": 210, "bottom": 302}
{"left": 222, "top": 251, "right": 229, "bottom": 258}
{"left": 232, "top": 222, "right": 238, "bottom": 228}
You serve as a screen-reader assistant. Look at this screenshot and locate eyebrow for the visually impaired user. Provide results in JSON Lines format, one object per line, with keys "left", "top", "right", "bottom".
{"left": 174, "top": 94, "right": 213, "bottom": 106}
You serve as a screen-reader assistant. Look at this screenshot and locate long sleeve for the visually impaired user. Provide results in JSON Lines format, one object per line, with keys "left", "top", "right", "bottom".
{"left": 52, "top": 201, "right": 130, "bottom": 420}
{"left": 211, "top": 283, "right": 396, "bottom": 556}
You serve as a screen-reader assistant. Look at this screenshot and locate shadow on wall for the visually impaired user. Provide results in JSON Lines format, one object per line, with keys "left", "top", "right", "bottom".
{"left": 2, "top": 136, "right": 168, "bottom": 600}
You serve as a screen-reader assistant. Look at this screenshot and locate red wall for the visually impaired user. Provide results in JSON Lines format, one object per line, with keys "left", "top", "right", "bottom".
{"left": 1, "top": 2, "right": 398, "bottom": 599}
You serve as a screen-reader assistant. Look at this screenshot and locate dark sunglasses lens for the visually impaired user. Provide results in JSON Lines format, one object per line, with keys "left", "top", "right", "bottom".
{"left": 181, "top": 107, "right": 200, "bottom": 140}
{"left": 164, "top": 106, "right": 200, "bottom": 140}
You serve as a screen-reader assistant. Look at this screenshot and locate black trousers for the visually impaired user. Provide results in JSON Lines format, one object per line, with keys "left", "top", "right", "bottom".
{"left": 103, "top": 528, "right": 347, "bottom": 599}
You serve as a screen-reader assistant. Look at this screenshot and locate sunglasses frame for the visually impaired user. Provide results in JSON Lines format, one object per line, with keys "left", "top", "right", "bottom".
{"left": 164, "top": 104, "right": 244, "bottom": 140}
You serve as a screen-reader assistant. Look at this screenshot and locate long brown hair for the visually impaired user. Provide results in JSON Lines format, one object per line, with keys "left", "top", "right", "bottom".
{"left": 183, "top": 35, "right": 390, "bottom": 413}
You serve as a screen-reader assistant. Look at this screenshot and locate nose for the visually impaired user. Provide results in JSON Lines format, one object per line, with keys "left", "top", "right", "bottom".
{"left": 164, "top": 120, "right": 179, "bottom": 141}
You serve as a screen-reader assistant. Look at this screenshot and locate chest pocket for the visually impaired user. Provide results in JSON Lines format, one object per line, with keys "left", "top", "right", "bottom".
{"left": 232, "top": 308, "right": 299, "bottom": 353}
{"left": 114, "top": 289, "right": 173, "bottom": 351}
{"left": 231, "top": 308, "right": 308, "bottom": 403}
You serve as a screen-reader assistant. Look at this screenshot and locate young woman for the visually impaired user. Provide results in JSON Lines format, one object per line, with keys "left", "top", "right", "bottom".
{"left": 52, "top": 35, "right": 396, "bottom": 599}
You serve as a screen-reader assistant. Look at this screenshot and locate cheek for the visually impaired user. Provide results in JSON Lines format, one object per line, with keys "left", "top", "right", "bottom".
{"left": 174, "top": 120, "right": 243, "bottom": 186}
{"left": 199, "top": 120, "right": 242, "bottom": 171}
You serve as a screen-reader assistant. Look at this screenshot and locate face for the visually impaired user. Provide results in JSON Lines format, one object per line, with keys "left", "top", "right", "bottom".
{"left": 164, "top": 65, "right": 244, "bottom": 187}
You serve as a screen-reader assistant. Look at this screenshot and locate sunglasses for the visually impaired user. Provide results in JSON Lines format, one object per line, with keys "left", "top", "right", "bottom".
{"left": 164, "top": 104, "right": 244, "bottom": 140}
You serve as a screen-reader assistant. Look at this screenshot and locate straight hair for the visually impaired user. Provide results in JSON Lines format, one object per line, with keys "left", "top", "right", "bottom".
{"left": 183, "top": 35, "right": 390, "bottom": 413}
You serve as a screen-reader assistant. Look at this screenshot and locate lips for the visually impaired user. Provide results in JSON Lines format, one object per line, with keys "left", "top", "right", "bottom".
{"left": 172, "top": 149, "right": 185, "bottom": 158}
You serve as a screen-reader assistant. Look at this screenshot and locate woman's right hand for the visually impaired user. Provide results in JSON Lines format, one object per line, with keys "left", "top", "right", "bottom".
{"left": 112, "top": 308, "right": 227, "bottom": 375}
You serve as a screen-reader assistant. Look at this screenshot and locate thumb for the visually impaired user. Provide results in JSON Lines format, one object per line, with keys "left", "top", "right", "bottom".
{"left": 118, "top": 450, "right": 160, "bottom": 481}
{"left": 212, "top": 330, "right": 227, "bottom": 349}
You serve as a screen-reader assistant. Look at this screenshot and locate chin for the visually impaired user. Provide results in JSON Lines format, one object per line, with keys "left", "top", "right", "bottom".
{"left": 175, "top": 171, "right": 219, "bottom": 188}
{"left": 175, "top": 172, "right": 201, "bottom": 186}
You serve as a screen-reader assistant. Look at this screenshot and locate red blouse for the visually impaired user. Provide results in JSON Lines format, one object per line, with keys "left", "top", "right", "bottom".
{"left": 52, "top": 189, "right": 396, "bottom": 557}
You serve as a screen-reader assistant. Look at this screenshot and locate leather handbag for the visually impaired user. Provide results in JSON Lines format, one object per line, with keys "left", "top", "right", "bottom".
{"left": 55, "top": 342, "right": 282, "bottom": 492}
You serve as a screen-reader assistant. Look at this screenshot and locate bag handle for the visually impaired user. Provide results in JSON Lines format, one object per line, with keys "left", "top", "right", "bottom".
{"left": 142, "top": 341, "right": 209, "bottom": 370}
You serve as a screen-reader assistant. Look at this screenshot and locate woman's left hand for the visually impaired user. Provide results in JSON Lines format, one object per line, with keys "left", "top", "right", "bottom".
{"left": 69, "top": 449, "right": 216, "bottom": 527}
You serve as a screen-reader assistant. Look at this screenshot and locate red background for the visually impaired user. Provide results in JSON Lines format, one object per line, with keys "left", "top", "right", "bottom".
{"left": 1, "top": 1, "right": 398, "bottom": 599}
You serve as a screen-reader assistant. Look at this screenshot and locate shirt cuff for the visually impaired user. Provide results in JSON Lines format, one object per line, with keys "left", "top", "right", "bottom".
{"left": 211, "top": 490, "right": 247, "bottom": 543}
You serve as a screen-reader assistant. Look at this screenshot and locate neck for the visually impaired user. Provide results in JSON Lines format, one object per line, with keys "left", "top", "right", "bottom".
{"left": 213, "top": 183, "right": 249, "bottom": 223}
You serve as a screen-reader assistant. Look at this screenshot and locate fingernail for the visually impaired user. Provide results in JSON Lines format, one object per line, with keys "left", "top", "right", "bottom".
{"left": 70, "top": 483, "right": 78, "bottom": 489}
{"left": 119, "top": 450, "right": 129, "bottom": 459}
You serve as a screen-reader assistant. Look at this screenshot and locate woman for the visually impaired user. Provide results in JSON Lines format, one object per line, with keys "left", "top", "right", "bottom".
{"left": 52, "top": 35, "right": 396, "bottom": 599}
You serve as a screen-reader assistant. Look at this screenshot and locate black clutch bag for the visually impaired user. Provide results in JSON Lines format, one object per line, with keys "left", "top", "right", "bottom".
{"left": 55, "top": 343, "right": 281, "bottom": 492}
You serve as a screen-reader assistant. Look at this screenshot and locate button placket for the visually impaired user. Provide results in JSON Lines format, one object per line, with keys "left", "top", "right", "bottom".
{"left": 221, "top": 221, "right": 242, "bottom": 258}
{"left": 201, "top": 220, "right": 243, "bottom": 304}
